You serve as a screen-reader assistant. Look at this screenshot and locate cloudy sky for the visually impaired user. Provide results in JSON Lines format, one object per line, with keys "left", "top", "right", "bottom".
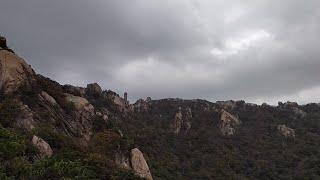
{"left": 1, "top": 0, "right": 320, "bottom": 104}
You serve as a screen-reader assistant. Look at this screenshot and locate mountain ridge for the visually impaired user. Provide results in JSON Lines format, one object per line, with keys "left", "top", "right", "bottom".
{"left": 1, "top": 36, "right": 320, "bottom": 179}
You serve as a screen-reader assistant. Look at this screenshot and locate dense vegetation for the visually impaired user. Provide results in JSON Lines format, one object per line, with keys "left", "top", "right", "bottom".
{"left": 1, "top": 76, "right": 320, "bottom": 179}
{"left": 0, "top": 96, "right": 142, "bottom": 179}
{"left": 121, "top": 100, "right": 320, "bottom": 179}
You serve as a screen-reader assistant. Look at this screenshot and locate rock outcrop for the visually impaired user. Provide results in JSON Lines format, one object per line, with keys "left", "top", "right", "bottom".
{"left": 219, "top": 110, "right": 241, "bottom": 136}
{"left": 130, "top": 148, "right": 153, "bottom": 180}
{"left": 86, "top": 83, "right": 102, "bottom": 96}
{"left": 0, "top": 50, "right": 34, "bottom": 94}
{"left": 103, "top": 91, "right": 128, "bottom": 111}
{"left": 277, "top": 124, "right": 295, "bottom": 139}
{"left": 63, "top": 84, "right": 86, "bottom": 97}
{"left": 170, "top": 107, "right": 192, "bottom": 134}
{"left": 32, "top": 135, "right": 53, "bottom": 158}
{"left": 278, "top": 101, "right": 307, "bottom": 118}
{"left": 134, "top": 98, "right": 151, "bottom": 112}
{"left": 39, "top": 91, "right": 57, "bottom": 105}
{"left": 171, "top": 107, "right": 183, "bottom": 134}
{"left": 64, "top": 93, "right": 94, "bottom": 113}
{"left": 64, "top": 93, "right": 95, "bottom": 139}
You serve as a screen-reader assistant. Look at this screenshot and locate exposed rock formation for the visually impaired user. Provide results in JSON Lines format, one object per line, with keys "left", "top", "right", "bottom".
{"left": 0, "top": 50, "right": 34, "bottom": 94}
{"left": 170, "top": 107, "right": 192, "bottom": 134}
{"left": 278, "top": 101, "right": 307, "bottom": 118}
{"left": 219, "top": 110, "right": 241, "bottom": 136}
{"left": 64, "top": 93, "right": 95, "bottom": 139}
{"left": 32, "top": 135, "right": 53, "bottom": 158}
{"left": 39, "top": 91, "right": 57, "bottom": 105}
{"left": 103, "top": 91, "right": 127, "bottom": 110}
{"left": 63, "top": 84, "right": 86, "bottom": 97}
{"left": 277, "top": 124, "right": 295, "bottom": 139}
{"left": 64, "top": 93, "right": 94, "bottom": 113}
{"left": 130, "top": 148, "right": 153, "bottom": 180}
{"left": 217, "top": 100, "right": 236, "bottom": 110}
{"left": 171, "top": 107, "right": 183, "bottom": 134}
{"left": 134, "top": 98, "right": 151, "bottom": 112}
{"left": 86, "top": 83, "right": 102, "bottom": 96}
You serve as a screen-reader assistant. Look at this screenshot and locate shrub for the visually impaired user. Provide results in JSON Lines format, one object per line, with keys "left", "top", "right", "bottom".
{"left": 31, "top": 158, "right": 98, "bottom": 179}
{"left": 0, "top": 127, "right": 27, "bottom": 160}
{"left": 111, "top": 169, "right": 143, "bottom": 180}
{"left": 33, "top": 125, "right": 75, "bottom": 150}
{"left": 89, "top": 130, "right": 121, "bottom": 155}
{"left": 0, "top": 97, "right": 20, "bottom": 128}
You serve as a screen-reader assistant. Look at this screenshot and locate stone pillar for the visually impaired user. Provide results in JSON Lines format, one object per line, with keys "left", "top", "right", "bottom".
{"left": 124, "top": 92, "right": 128, "bottom": 104}
{"left": 0, "top": 36, "right": 7, "bottom": 49}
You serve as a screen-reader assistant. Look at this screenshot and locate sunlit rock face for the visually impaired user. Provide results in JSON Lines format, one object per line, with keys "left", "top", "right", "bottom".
{"left": 170, "top": 107, "right": 192, "bottom": 134}
{"left": 130, "top": 148, "right": 153, "bottom": 180}
{"left": 219, "top": 109, "right": 241, "bottom": 136}
{"left": 277, "top": 124, "right": 295, "bottom": 139}
{"left": 0, "top": 50, "right": 34, "bottom": 94}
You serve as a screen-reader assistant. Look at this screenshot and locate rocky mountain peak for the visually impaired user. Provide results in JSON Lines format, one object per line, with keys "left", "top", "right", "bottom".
{"left": 0, "top": 47, "right": 35, "bottom": 94}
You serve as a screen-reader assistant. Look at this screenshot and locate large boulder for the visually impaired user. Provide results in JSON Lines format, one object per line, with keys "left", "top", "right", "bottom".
{"left": 0, "top": 50, "right": 34, "bottom": 94}
{"left": 64, "top": 93, "right": 94, "bottom": 113}
{"left": 32, "top": 135, "right": 53, "bottom": 158}
{"left": 39, "top": 91, "right": 57, "bottom": 105}
{"left": 63, "top": 84, "right": 86, "bottom": 97}
{"left": 130, "top": 148, "right": 153, "bottom": 180}
{"left": 86, "top": 83, "right": 102, "bottom": 96}
{"left": 219, "top": 110, "right": 241, "bottom": 136}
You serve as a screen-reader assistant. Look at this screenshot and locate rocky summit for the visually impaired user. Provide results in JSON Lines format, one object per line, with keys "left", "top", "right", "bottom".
{"left": 1, "top": 37, "right": 320, "bottom": 179}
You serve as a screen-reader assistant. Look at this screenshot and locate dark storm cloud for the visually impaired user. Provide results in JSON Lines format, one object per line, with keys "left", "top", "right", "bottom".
{"left": 1, "top": 0, "right": 320, "bottom": 104}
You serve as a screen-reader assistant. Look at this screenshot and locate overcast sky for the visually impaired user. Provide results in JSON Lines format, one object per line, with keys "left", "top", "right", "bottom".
{"left": 1, "top": 0, "right": 320, "bottom": 104}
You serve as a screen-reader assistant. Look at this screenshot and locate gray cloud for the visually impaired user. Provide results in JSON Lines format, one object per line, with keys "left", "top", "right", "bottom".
{"left": 1, "top": 0, "right": 320, "bottom": 104}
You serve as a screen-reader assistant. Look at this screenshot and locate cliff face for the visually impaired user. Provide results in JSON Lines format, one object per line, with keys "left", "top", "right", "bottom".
{"left": 1, "top": 38, "right": 320, "bottom": 179}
